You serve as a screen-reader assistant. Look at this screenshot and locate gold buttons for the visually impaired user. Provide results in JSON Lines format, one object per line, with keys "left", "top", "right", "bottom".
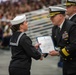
{"left": 64, "top": 58, "right": 67, "bottom": 60}
{"left": 70, "top": 58, "right": 72, "bottom": 60}
{"left": 67, "top": 50, "right": 69, "bottom": 52}
{"left": 54, "top": 36, "right": 56, "bottom": 38}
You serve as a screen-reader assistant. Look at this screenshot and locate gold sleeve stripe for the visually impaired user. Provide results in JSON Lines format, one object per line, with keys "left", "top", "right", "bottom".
{"left": 62, "top": 48, "right": 70, "bottom": 56}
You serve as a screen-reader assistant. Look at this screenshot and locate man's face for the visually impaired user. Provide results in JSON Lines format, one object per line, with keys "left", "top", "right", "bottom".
{"left": 50, "top": 14, "right": 61, "bottom": 26}
{"left": 66, "top": 6, "right": 74, "bottom": 16}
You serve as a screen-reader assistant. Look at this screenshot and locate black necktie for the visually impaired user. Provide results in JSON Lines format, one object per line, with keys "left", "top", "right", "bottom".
{"left": 57, "top": 27, "right": 60, "bottom": 41}
{"left": 57, "top": 27, "right": 60, "bottom": 34}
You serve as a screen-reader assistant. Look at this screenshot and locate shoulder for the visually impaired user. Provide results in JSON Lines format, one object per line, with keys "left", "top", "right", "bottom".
{"left": 20, "top": 32, "right": 31, "bottom": 41}
{"left": 65, "top": 19, "right": 76, "bottom": 28}
{"left": 52, "top": 26, "right": 58, "bottom": 31}
{"left": 65, "top": 20, "right": 76, "bottom": 33}
{"left": 10, "top": 32, "right": 30, "bottom": 46}
{"left": 19, "top": 32, "right": 32, "bottom": 44}
{"left": 71, "top": 14, "right": 76, "bottom": 23}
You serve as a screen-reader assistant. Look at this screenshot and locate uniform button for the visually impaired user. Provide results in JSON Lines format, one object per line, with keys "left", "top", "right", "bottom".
{"left": 64, "top": 58, "right": 67, "bottom": 60}
{"left": 70, "top": 58, "right": 72, "bottom": 60}
{"left": 67, "top": 42, "right": 69, "bottom": 44}
{"left": 67, "top": 50, "right": 69, "bottom": 52}
{"left": 54, "top": 36, "right": 56, "bottom": 38}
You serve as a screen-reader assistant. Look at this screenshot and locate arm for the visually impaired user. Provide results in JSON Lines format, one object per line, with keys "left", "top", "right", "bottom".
{"left": 60, "top": 24, "right": 76, "bottom": 58}
{"left": 20, "top": 35, "right": 43, "bottom": 60}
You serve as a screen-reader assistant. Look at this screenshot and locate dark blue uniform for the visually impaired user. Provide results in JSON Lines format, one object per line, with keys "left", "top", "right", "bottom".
{"left": 52, "top": 19, "right": 76, "bottom": 75}
{"left": 70, "top": 14, "right": 76, "bottom": 23}
{"left": 9, "top": 31, "right": 41, "bottom": 75}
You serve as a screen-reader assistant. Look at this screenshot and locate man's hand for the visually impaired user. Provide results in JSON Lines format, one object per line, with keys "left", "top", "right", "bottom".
{"left": 49, "top": 50, "right": 59, "bottom": 56}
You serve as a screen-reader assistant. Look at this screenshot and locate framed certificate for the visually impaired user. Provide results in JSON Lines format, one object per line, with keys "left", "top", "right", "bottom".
{"left": 36, "top": 36, "right": 55, "bottom": 53}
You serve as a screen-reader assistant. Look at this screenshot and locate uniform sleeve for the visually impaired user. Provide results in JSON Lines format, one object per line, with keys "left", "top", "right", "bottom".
{"left": 20, "top": 35, "right": 41, "bottom": 60}
{"left": 59, "top": 24, "right": 76, "bottom": 57}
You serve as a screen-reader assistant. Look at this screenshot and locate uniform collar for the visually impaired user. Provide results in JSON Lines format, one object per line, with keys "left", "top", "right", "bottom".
{"left": 69, "top": 13, "right": 76, "bottom": 20}
{"left": 58, "top": 19, "right": 65, "bottom": 30}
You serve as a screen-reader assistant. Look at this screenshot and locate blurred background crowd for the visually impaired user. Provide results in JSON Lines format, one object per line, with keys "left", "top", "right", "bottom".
{"left": 0, "top": 0, "right": 64, "bottom": 49}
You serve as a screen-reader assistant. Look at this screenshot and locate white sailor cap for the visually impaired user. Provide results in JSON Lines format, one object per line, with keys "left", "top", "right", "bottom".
{"left": 65, "top": 0, "right": 76, "bottom": 6}
{"left": 10, "top": 14, "right": 26, "bottom": 25}
{"left": 49, "top": 6, "right": 66, "bottom": 17}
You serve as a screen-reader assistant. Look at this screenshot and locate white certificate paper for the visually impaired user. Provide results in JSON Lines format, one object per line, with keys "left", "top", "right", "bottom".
{"left": 37, "top": 36, "right": 55, "bottom": 53}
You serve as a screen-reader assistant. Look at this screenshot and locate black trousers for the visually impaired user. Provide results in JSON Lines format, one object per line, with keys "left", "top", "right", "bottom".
{"left": 63, "top": 61, "right": 76, "bottom": 75}
{"left": 9, "top": 67, "right": 30, "bottom": 75}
